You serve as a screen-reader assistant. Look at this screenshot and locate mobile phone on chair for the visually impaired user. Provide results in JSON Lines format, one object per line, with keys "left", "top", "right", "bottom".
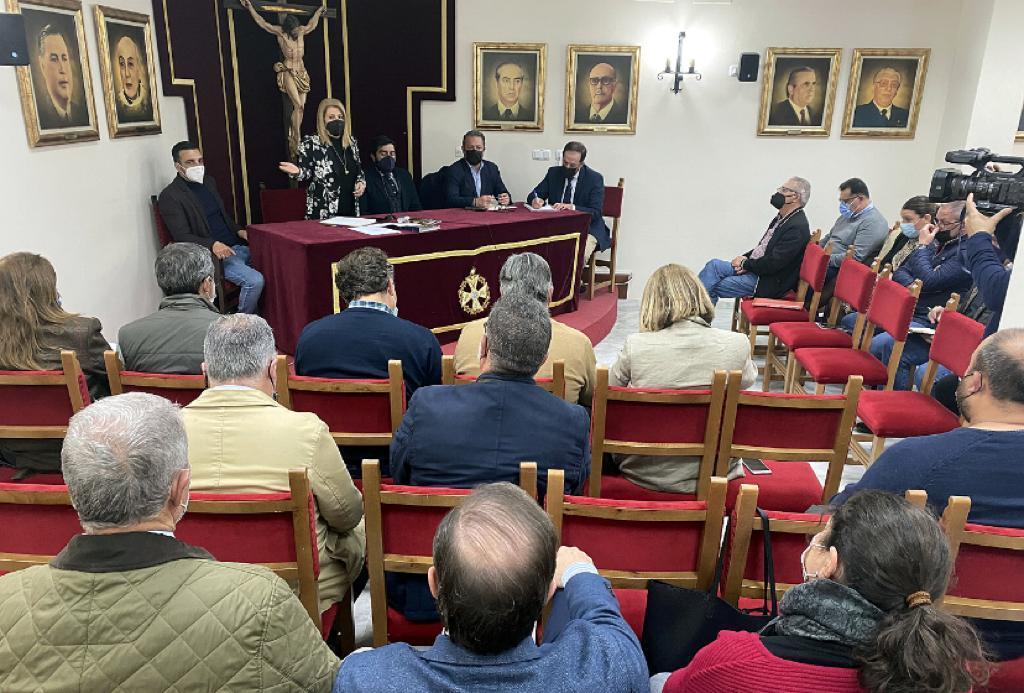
{"left": 741, "top": 458, "right": 772, "bottom": 475}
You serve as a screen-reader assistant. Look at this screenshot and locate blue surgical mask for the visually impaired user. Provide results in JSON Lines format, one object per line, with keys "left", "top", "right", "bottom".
{"left": 900, "top": 222, "right": 918, "bottom": 238}
{"left": 838, "top": 202, "right": 853, "bottom": 219}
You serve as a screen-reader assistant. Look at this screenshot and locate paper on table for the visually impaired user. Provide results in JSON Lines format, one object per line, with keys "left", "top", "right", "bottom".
{"left": 352, "top": 224, "right": 403, "bottom": 236}
{"left": 908, "top": 326, "right": 936, "bottom": 335}
{"left": 321, "top": 216, "right": 375, "bottom": 227}
{"left": 525, "top": 204, "right": 557, "bottom": 212}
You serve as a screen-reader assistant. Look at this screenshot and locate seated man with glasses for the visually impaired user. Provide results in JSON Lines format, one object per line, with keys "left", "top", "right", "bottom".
{"left": 820, "top": 177, "right": 889, "bottom": 279}
{"left": 698, "top": 176, "right": 812, "bottom": 304}
{"left": 574, "top": 63, "right": 627, "bottom": 125}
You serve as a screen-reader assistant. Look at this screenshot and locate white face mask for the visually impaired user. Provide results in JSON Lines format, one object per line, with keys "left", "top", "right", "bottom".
{"left": 183, "top": 164, "right": 205, "bottom": 184}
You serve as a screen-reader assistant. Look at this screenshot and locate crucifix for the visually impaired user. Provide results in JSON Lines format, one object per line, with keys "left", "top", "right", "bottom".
{"left": 225, "top": 0, "right": 338, "bottom": 157}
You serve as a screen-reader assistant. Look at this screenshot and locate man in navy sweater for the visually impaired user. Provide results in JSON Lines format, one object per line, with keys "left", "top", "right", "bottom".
{"left": 444, "top": 130, "right": 511, "bottom": 209}
{"left": 335, "top": 482, "right": 648, "bottom": 692}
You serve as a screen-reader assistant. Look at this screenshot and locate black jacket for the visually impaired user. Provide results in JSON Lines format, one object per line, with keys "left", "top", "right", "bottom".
{"left": 361, "top": 167, "right": 423, "bottom": 216}
{"left": 157, "top": 174, "right": 242, "bottom": 250}
{"left": 444, "top": 159, "right": 509, "bottom": 208}
{"left": 742, "top": 208, "right": 811, "bottom": 298}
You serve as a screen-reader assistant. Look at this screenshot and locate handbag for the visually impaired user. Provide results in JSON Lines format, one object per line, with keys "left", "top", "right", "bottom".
{"left": 640, "top": 509, "right": 779, "bottom": 674}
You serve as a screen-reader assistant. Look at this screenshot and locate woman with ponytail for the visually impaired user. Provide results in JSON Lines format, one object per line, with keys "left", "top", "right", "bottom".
{"left": 660, "top": 490, "right": 989, "bottom": 693}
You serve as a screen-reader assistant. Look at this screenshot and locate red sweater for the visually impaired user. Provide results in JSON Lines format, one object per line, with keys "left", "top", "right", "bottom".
{"left": 664, "top": 630, "right": 863, "bottom": 693}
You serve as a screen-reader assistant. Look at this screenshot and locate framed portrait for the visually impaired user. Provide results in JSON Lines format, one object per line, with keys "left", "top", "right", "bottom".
{"left": 7, "top": 0, "right": 99, "bottom": 147}
{"left": 473, "top": 42, "right": 545, "bottom": 131}
{"left": 565, "top": 44, "right": 640, "bottom": 134}
{"left": 757, "top": 47, "right": 841, "bottom": 137}
{"left": 841, "top": 48, "right": 929, "bottom": 139}
{"left": 94, "top": 5, "right": 161, "bottom": 138}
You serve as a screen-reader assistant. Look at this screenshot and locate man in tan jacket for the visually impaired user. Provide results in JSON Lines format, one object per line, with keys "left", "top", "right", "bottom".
{"left": 454, "top": 252, "right": 597, "bottom": 405}
{"left": 183, "top": 314, "right": 365, "bottom": 612}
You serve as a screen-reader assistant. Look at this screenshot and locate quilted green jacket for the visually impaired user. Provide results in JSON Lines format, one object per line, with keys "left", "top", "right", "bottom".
{"left": 0, "top": 532, "right": 340, "bottom": 691}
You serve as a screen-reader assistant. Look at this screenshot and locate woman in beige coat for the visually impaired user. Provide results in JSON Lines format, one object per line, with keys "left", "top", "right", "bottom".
{"left": 609, "top": 263, "right": 756, "bottom": 493}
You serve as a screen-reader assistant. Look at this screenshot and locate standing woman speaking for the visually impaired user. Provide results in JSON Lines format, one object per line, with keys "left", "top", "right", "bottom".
{"left": 279, "top": 98, "right": 365, "bottom": 219}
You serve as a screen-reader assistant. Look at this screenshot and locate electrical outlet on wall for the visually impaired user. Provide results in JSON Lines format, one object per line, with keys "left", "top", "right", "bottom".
{"left": 728, "top": 65, "right": 738, "bottom": 77}
{"left": 531, "top": 149, "right": 544, "bottom": 160}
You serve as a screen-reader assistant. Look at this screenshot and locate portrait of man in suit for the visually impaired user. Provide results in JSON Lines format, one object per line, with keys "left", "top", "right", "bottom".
{"left": 474, "top": 44, "right": 544, "bottom": 130}
{"left": 29, "top": 19, "right": 89, "bottom": 130}
{"left": 107, "top": 25, "right": 155, "bottom": 125}
{"left": 482, "top": 62, "right": 534, "bottom": 122}
{"left": 842, "top": 51, "right": 928, "bottom": 138}
{"left": 759, "top": 51, "right": 838, "bottom": 136}
{"left": 567, "top": 47, "right": 639, "bottom": 133}
{"left": 852, "top": 65, "right": 910, "bottom": 128}
{"left": 767, "top": 66, "right": 821, "bottom": 127}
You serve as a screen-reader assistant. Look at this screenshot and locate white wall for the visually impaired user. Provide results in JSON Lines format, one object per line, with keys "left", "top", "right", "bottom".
{"left": 422, "top": 0, "right": 1020, "bottom": 302}
{"left": 0, "top": 0, "right": 187, "bottom": 341}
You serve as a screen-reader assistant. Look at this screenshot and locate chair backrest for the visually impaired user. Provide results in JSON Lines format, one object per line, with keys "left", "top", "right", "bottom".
{"left": 861, "top": 277, "right": 922, "bottom": 347}
{"left": 150, "top": 195, "right": 173, "bottom": 247}
{"left": 0, "top": 351, "right": 89, "bottom": 439}
{"left": 809, "top": 228, "right": 822, "bottom": 245}
{"left": 440, "top": 354, "right": 567, "bottom": 400}
{"left": 827, "top": 249, "right": 875, "bottom": 337}
{"left": 602, "top": 177, "right": 624, "bottom": 219}
{"left": 361, "top": 459, "right": 538, "bottom": 646}
{"left": 589, "top": 367, "right": 728, "bottom": 499}
{"left": 941, "top": 496, "right": 1024, "bottom": 622}
{"left": 793, "top": 241, "right": 830, "bottom": 317}
{"left": 0, "top": 482, "right": 79, "bottom": 573}
{"left": 259, "top": 185, "right": 307, "bottom": 223}
{"left": 547, "top": 468, "right": 727, "bottom": 591}
{"left": 275, "top": 355, "right": 405, "bottom": 446}
{"left": 418, "top": 166, "right": 449, "bottom": 210}
{"left": 175, "top": 468, "right": 322, "bottom": 624}
{"left": 104, "top": 351, "right": 206, "bottom": 406}
{"left": 920, "top": 307, "right": 985, "bottom": 391}
{"left": 716, "top": 371, "right": 862, "bottom": 502}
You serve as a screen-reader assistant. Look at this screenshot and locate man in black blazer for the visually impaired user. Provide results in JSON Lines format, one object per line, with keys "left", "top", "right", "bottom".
{"left": 527, "top": 141, "right": 610, "bottom": 259}
{"left": 852, "top": 66, "right": 909, "bottom": 127}
{"left": 767, "top": 66, "right": 820, "bottom": 127}
{"left": 698, "top": 176, "right": 812, "bottom": 303}
{"left": 361, "top": 135, "right": 422, "bottom": 216}
{"left": 481, "top": 61, "right": 534, "bottom": 122}
{"left": 573, "top": 62, "right": 628, "bottom": 125}
{"left": 444, "top": 130, "right": 511, "bottom": 208}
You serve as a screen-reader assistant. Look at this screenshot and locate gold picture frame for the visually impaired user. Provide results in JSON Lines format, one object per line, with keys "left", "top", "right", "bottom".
{"left": 757, "top": 47, "right": 841, "bottom": 137}
{"left": 93, "top": 5, "right": 161, "bottom": 138}
{"left": 7, "top": 0, "right": 99, "bottom": 147}
{"left": 1016, "top": 102, "right": 1023, "bottom": 143}
{"left": 473, "top": 42, "right": 546, "bottom": 132}
{"left": 565, "top": 44, "right": 640, "bottom": 135}
{"left": 841, "top": 48, "right": 929, "bottom": 139}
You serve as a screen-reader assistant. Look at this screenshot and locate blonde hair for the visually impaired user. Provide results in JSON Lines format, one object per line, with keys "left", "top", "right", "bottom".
{"left": 639, "top": 263, "right": 714, "bottom": 332}
{"left": 315, "top": 98, "right": 352, "bottom": 148}
{"left": 0, "top": 252, "right": 76, "bottom": 370}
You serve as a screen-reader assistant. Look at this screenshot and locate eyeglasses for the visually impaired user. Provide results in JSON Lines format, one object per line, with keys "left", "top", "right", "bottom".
{"left": 839, "top": 194, "right": 861, "bottom": 204}
{"left": 778, "top": 186, "right": 796, "bottom": 195}
{"left": 588, "top": 76, "right": 616, "bottom": 87}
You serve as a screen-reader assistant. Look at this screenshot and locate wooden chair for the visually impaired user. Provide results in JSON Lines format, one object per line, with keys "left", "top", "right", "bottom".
{"left": 715, "top": 371, "right": 862, "bottom": 512}
{"left": 546, "top": 468, "right": 727, "bottom": 636}
{"left": 258, "top": 183, "right": 307, "bottom": 223}
{"left": 850, "top": 297, "right": 983, "bottom": 465}
{"left": 790, "top": 277, "right": 921, "bottom": 395}
{"left": 440, "top": 354, "right": 567, "bottom": 400}
{"left": 588, "top": 367, "right": 728, "bottom": 501}
{"left": 275, "top": 355, "right": 405, "bottom": 446}
{"left": 0, "top": 482, "right": 78, "bottom": 574}
{"left": 586, "top": 176, "right": 624, "bottom": 299}
{"left": 362, "top": 459, "right": 539, "bottom": 647}
{"left": 104, "top": 351, "right": 206, "bottom": 406}
{"left": 150, "top": 195, "right": 238, "bottom": 313}
{"left": 0, "top": 350, "right": 88, "bottom": 442}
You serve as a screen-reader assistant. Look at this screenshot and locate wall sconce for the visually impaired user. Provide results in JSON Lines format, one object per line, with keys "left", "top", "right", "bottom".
{"left": 657, "top": 31, "right": 701, "bottom": 94}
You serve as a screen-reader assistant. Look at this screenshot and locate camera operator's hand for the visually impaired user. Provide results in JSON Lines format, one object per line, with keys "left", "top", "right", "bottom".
{"left": 918, "top": 223, "right": 938, "bottom": 246}
{"left": 965, "top": 193, "right": 1014, "bottom": 237}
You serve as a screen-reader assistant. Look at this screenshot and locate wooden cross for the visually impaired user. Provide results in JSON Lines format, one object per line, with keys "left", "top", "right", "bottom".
{"left": 223, "top": 0, "right": 338, "bottom": 20}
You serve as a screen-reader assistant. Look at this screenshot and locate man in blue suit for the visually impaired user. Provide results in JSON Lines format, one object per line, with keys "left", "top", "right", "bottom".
{"left": 444, "top": 130, "right": 511, "bottom": 208}
{"left": 335, "top": 483, "right": 648, "bottom": 692}
{"left": 852, "top": 66, "right": 910, "bottom": 128}
{"left": 528, "top": 141, "right": 611, "bottom": 260}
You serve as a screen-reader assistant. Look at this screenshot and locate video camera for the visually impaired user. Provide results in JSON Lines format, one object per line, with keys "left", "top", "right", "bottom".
{"left": 930, "top": 148, "right": 1024, "bottom": 213}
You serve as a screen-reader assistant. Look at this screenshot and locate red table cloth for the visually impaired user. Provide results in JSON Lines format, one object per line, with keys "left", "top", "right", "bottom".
{"left": 248, "top": 206, "right": 591, "bottom": 353}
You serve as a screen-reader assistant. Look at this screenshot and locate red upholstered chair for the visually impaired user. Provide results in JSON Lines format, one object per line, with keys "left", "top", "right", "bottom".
{"left": 587, "top": 367, "right": 728, "bottom": 501}
{"left": 0, "top": 482, "right": 78, "bottom": 574}
{"left": 274, "top": 355, "right": 405, "bottom": 447}
{"left": 361, "top": 460, "right": 539, "bottom": 647}
{"left": 850, "top": 297, "right": 983, "bottom": 465}
{"left": 104, "top": 351, "right": 206, "bottom": 406}
{"left": 586, "top": 177, "right": 624, "bottom": 299}
{"left": 150, "top": 195, "right": 239, "bottom": 313}
{"left": 259, "top": 184, "right": 307, "bottom": 223}
{"left": 0, "top": 350, "right": 89, "bottom": 443}
{"left": 790, "top": 277, "right": 921, "bottom": 394}
{"left": 715, "top": 371, "right": 861, "bottom": 512}
{"left": 441, "top": 354, "right": 567, "bottom": 400}
{"left": 546, "top": 468, "right": 727, "bottom": 637}
{"left": 737, "top": 240, "right": 831, "bottom": 357}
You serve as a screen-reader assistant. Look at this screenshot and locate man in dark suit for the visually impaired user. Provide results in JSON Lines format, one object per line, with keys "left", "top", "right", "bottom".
{"left": 157, "top": 141, "right": 264, "bottom": 313}
{"left": 768, "top": 66, "right": 819, "bottom": 127}
{"left": 34, "top": 25, "right": 90, "bottom": 130}
{"left": 361, "top": 135, "right": 422, "bottom": 216}
{"left": 573, "top": 62, "right": 628, "bottom": 125}
{"left": 527, "top": 141, "right": 610, "bottom": 259}
{"left": 335, "top": 484, "right": 648, "bottom": 692}
{"left": 852, "top": 66, "right": 909, "bottom": 127}
{"left": 444, "top": 130, "right": 511, "bottom": 208}
{"left": 698, "top": 176, "right": 812, "bottom": 303}
{"left": 481, "top": 61, "right": 534, "bottom": 122}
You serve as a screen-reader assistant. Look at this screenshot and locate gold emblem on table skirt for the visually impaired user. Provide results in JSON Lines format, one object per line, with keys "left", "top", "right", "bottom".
{"left": 458, "top": 268, "right": 491, "bottom": 315}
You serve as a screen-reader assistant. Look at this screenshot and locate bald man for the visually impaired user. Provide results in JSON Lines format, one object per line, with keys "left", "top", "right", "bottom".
{"left": 852, "top": 66, "right": 909, "bottom": 127}
{"left": 574, "top": 62, "right": 627, "bottom": 125}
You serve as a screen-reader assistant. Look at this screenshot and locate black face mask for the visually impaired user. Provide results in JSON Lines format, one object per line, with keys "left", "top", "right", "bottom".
{"left": 326, "top": 119, "right": 345, "bottom": 138}
{"left": 770, "top": 192, "right": 786, "bottom": 209}
{"left": 464, "top": 149, "right": 483, "bottom": 166}
{"left": 375, "top": 156, "right": 396, "bottom": 173}
{"left": 564, "top": 166, "right": 578, "bottom": 178}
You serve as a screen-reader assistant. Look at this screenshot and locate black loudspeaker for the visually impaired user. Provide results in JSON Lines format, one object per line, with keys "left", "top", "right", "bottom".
{"left": 0, "top": 13, "right": 29, "bottom": 66}
{"left": 738, "top": 52, "right": 759, "bottom": 82}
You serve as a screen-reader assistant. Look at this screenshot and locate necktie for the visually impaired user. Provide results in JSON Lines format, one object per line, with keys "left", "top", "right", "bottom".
{"left": 502, "top": 109, "right": 513, "bottom": 120}
{"left": 562, "top": 176, "right": 574, "bottom": 204}
{"left": 881, "top": 108, "right": 889, "bottom": 121}
{"left": 385, "top": 173, "right": 400, "bottom": 213}
{"left": 799, "top": 109, "right": 808, "bottom": 125}
{"left": 590, "top": 114, "right": 602, "bottom": 123}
